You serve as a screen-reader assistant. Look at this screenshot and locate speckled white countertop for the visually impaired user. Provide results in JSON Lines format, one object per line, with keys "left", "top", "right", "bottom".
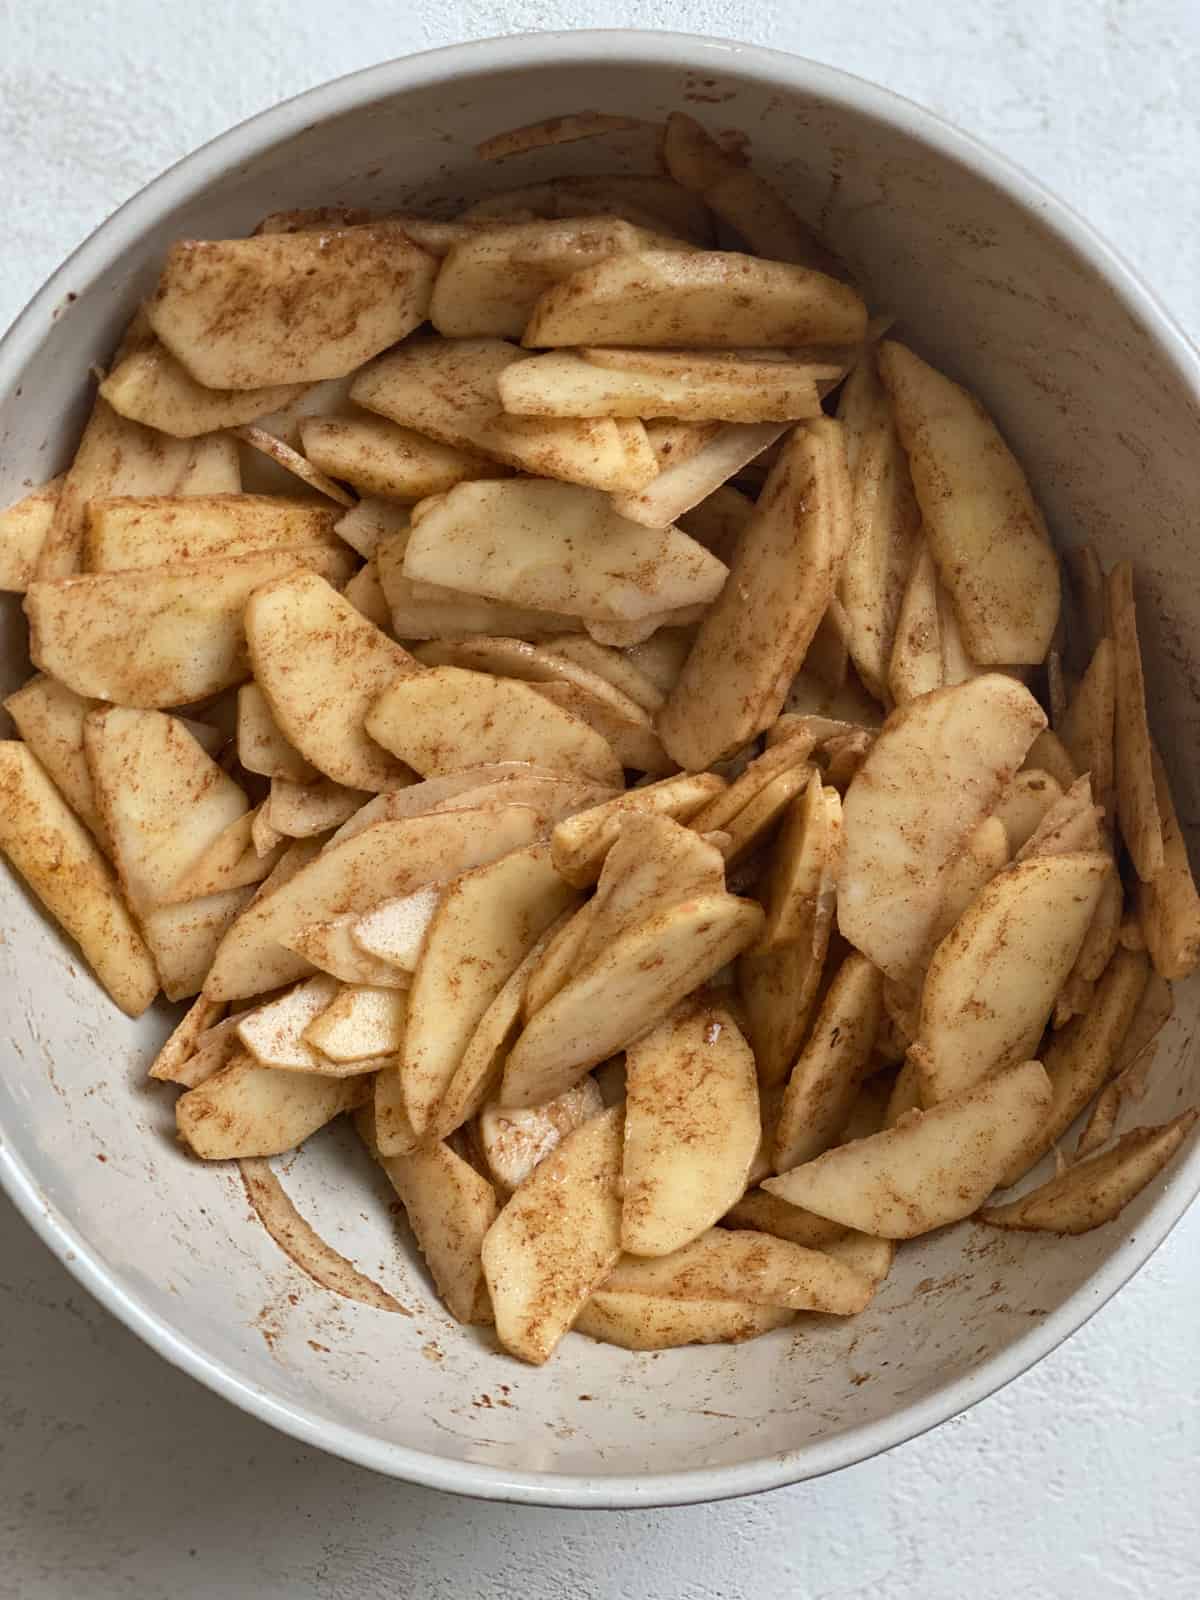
{"left": 2, "top": 3, "right": 1199, "bottom": 1595}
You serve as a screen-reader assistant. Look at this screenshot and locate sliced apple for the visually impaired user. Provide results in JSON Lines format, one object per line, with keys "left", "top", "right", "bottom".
{"left": 621, "top": 996, "right": 760, "bottom": 1256}
{"left": 888, "top": 542, "right": 942, "bottom": 706}
{"left": 460, "top": 175, "right": 713, "bottom": 245}
{"left": 177, "top": 1049, "right": 368, "bottom": 1158}
{"left": 164, "top": 808, "right": 283, "bottom": 902}
{"left": 84, "top": 493, "right": 342, "bottom": 572}
{"left": 991, "top": 769, "right": 1063, "bottom": 853}
{"left": 877, "top": 340, "right": 1060, "bottom": 664}
{"left": 478, "top": 1077, "right": 605, "bottom": 1194}
{"left": 0, "top": 741, "right": 158, "bottom": 1015}
{"left": 204, "top": 803, "right": 545, "bottom": 1001}
{"left": 658, "top": 420, "right": 853, "bottom": 769}
{"left": 352, "top": 337, "right": 656, "bottom": 494}
{"left": 773, "top": 953, "right": 884, "bottom": 1171}
{"left": 366, "top": 665, "right": 622, "bottom": 787}
{"left": 400, "top": 478, "right": 726, "bottom": 626}
{"left": 521, "top": 900, "right": 597, "bottom": 1021}
{"left": 148, "top": 994, "right": 227, "bottom": 1084}
{"left": 538, "top": 634, "right": 665, "bottom": 713}
{"left": 523, "top": 250, "right": 867, "bottom": 349}
{"left": 982, "top": 1111, "right": 1197, "bottom": 1235}
{"left": 236, "top": 683, "right": 317, "bottom": 783}
{"left": 1060, "top": 637, "right": 1116, "bottom": 815}
{"left": 146, "top": 225, "right": 436, "bottom": 388}
{"left": 303, "top": 984, "right": 407, "bottom": 1063}
{"left": 602, "top": 1228, "right": 872, "bottom": 1314}
{"left": 926, "top": 814, "right": 1010, "bottom": 946}
{"left": 837, "top": 674, "right": 1046, "bottom": 986}
{"left": 1139, "top": 745, "right": 1200, "bottom": 979}
{"left": 915, "top": 851, "right": 1110, "bottom": 1105}
{"left": 575, "top": 1291, "right": 791, "bottom": 1350}
{"left": 0, "top": 474, "right": 63, "bottom": 591}
{"left": 482, "top": 1104, "right": 625, "bottom": 1364}
{"left": 996, "top": 946, "right": 1151, "bottom": 1186}
{"left": 765, "top": 1059, "right": 1053, "bottom": 1237}
{"left": 500, "top": 890, "right": 763, "bottom": 1108}
{"left": 141, "top": 888, "right": 254, "bottom": 1000}
{"left": 100, "top": 336, "right": 307, "bottom": 437}
{"left": 431, "top": 216, "right": 679, "bottom": 338}
{"left": 1015, "top": 776, "right": 1105, "bottom": 860}
{"left": 612, "top": 422, "right": 789, "bottom": 529}
{"left": 286, "top": 913, "right": 411, "bottom": 988}
{"left": 25, "top": 544, "right": 354, "bottom": 707}
{"left": 721, "top": 1187, "right": 848, "bottom": 1250}
{"left": 299, "top": 415, "right": 505, "bottom": 502}
{"left": 402, "top": 843, "right": 577, "bottom": 1132}
{"left": 236, "top": 974, "right": 343, "bottom": 1071}
{"left": 245, "top": 571, "right": 418, "bottom": 793}
{"left": 550, "top": 771, "right": 723, "bottom": 886}
{"left": 3, "top": 675, "right": 108, "bottom": 843}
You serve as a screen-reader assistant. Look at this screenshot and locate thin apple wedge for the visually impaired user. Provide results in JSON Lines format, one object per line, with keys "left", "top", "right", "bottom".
{"left": 499, "top": 349, "right": 824, "bottom": 422}
{"left": 765, "top": 1059, "right": 1053, "bottom": 1238}
{"left": 141, "top": 888, "right": 255, "bottom": 1000}
{"left": 575, "top": 1291, "right": 792, "bottom": 1350}
{"left": 888, "top": 542, "right": 943, "bottom": 706}
{"left": 164, "top": 808, "right": 283, "bottom": 901}
{"left": 550, "top": 771, "right": 724, "bottom": 886}
{"left": 721, "top": 1188, "right": 848, "bottom": 1250}
{"left": 523, "top": 250, "right": 867, "bottom": 349}
{"left": 362, "top": 1118, "right": 498, "bottom": 1324}
{"left": 298, "top": 415, "right": 506, "bottom": 502}
{"left": 659, "top": 421, "right": 853, "bottom": 769}
{"left": 267, "top": 779, "right": 368, "bottom": 839}
{"left": 926, "top": 814, "right": 1010, "bottom": 946}
{"left": 352, "top": 337, "right": 655, "bottom": 493}
{"left": 837, "top": 674, "right": 1046, "bottom": 986}
{"left": 981, "top": 1111, "right": 1197, "bottom": 1235}
{"left": 996, "top": 945, "right": 1151, "bottom": 1186}
{"left": 0, "top": 741, "right": 159, "bottom": 1015}
{"left": 147, "top": 994, "right": 226, "bottom": 1085}
{"left": 236, "top": 684, "right": 317, "bottom": 783}
{"left": 303, "top": 984, "right": 408, "bottom": 1063}
{"left": 147, "top": 225, "right": 436, "bottom": 388}
{"left": 621, "top": 996, "right": 760, "bottom": 1256}
{"left": 25, "top": 544, "right": 355, "bottom": 707}
{"left": 1138, "top": 743, "right": 1200, "bottom": 979}
{"left": 236, "top": 974, "right": 344, "bottom": 1072}
{"left": 399, "top": 478, "right": 727, "bottom": 627}
{"left": 204, "top": 803, "right": 546, "bottom": 1001}
{"left": 288, "top": 914, "right": 411, "bottom": 988}
{"left": 366, "top": 665, "right": 622, "bottom": 787}
{"left": 500, "top": 891, "right": 763, "bottom": 1108}
{"left": 431, "top": 216, "right": 680, "bottom": 338}
{"left": 602, "top": 1228, "right": 873, "bottom": 1314}
{"left": 991, "top": 769, "right": 1064, "bottom": 853}
{"left": 351, "top": 886, "right": 442, "bottom": 974}
{"left": 737, "top": 908, "right": 837, "bottom": 1090}
{"left": 84, "top": 492, "right": 342, "bottom": 571}
{"left": 246, "top": 571, "right": 419, "bottom": 792}
{"left": 99, "top": 336, "right": 307, "bottom": 437}
{"left": 477, "top": 1078, "right": 605, "bottom": 1194}
{"left": 914, "top": 851, "right": 1111, "bottom": 1105}
{"left": 83, "top": 707, "right": 249, "bottom": 913}
{"left": 482, "top": 1104, "right": 625, "bottom": 1365}
{"left": 3, "top": 675, "right": 108, "bottom": 843}
{"left": 1015, "top": 776, "right": 1105, "bottom": 861}
{"left": 176, "top": 1049, "right": 368, "bottom": 1159}
{"left": 521, "top": 900, "right": 597, "bottom": 1022}
{"left": 401, "top": 843, "right": 577, "bottom": 1132}
{"left": 773, "top": 952, "right": 884, "bottom": 1171}
{"left": 460, "top": 175, "right": 713, "bottom": 245}
{"left": 0, "top": 475, "right": 63, "bottom": 591}
{"left": 612, "top": 422, "right": 789, "bottom": 529}
{"left": 1060, "top": 637, "right": 1116, "bottom": 818}
{"left": 877, "top": 340, "right": 1060, "bottom": 664}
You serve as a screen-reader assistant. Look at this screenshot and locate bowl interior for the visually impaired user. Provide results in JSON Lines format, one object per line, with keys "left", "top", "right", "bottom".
{"left": 1, "top": 36, "right": 1197, "bottom": 1506}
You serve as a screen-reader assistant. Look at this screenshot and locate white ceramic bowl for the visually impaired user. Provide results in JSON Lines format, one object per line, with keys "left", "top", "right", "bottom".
{"left": 1, "top": 30, "right": 1198, "bottom": 1509}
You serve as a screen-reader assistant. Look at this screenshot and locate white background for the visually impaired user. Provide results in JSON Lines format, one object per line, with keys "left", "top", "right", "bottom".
{"left": 2, "top": 3, "right": 1199, "bottom": 1595}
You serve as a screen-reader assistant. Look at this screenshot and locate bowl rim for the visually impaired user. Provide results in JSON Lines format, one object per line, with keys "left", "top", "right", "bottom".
{"left": 1, "top": 26, "right": 1198, "bottom": 1510}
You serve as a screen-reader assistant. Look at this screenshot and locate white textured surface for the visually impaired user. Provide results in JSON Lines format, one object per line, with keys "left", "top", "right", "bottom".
{"left": 1, "top": 2, "right": 1198, "bottom": 1594}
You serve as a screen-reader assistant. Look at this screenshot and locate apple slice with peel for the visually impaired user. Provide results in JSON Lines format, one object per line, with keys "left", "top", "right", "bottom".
{"left": 478, "top": 1077, "right": 605, "bottom": 1193}
{"left": 177, "top": 1050, "right": 368, "bottom": 1159}
{"left": 914, "top": 851, "right": 1111, "bottom": 1105}
{"left": 303, "top": 984, "right": 407, "bottom": 1063}
{"left": 482, "top": 1104, "right": 625, "bottom": 1364}
{"left": 357, "top": 1106, "right": 497, "bottom": 1324}
{"left": 575, "top": 1292, "right": 792, "bottom": 1350}
{"left": 773, "top": 953, "right": 884, "bottom": 1171}
{"left": 246, "top": 572, "right": 419, "bottom": 793}
{"left": 621, "top": 996, "right": 760, "bottom": 1256}
{"left": 26, "top": 544, "right": 355, "bottom": 707}
{"left": 658, "top": 420, "right": 853, "bottom": 769}
{"left": 981, "top": 1111, "right": 1197, "bottom": 1235}
{"left": 367, "top": 665, "right": 622, "bottom": 788}
{"left": 147, "top": 225, "right": 436, "bottom": 388}
{"left": 550, "top": 771, "right": 724, "bottom": 886}
{"left": 83, "top": 707, "right": 248, "bottom": 913}
{"left": 995, "top": 945, "right": 1151, "bottom": 1187}
{"left": 400, "top": 478, "right": 727, "bottom": 626}
{"left": 204, "top": 803, "right": 545, "bottom": 1001}
{"left": 877, "top": 340, "right": 1060, "bottom": 664}
{"left": 0, "top": 741, "right": 159, "bottom": 1016}
{"left": 500, "top": 891, "right": 763, "bottom": 1108}
{"left": 402, "top": 843, "right": 577, "bottom": 1133}
{"left": 837, "top": 674, "right": 1046, "bottom": 987}
{"left": 602, "top": 1228, "right": 873, "bottom": 1314}
{"left": 523, "top": 250, "right": 867, "bottom": 349}
{"left": 765, "top": 1059, "right": 1053, "bottom": 1238}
